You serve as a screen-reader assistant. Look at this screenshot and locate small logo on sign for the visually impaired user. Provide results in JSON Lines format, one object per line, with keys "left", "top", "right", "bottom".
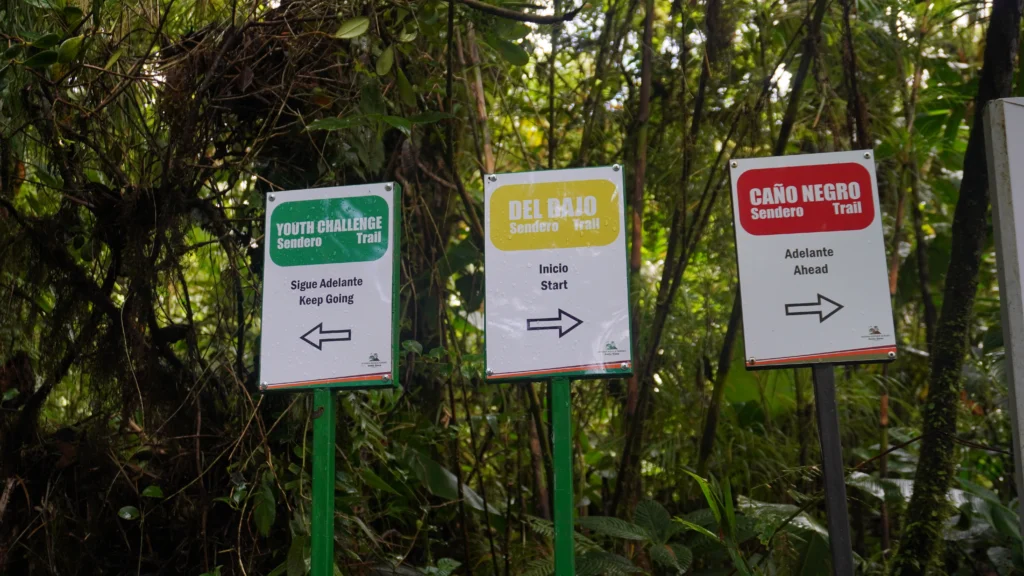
{"left": 862, "top": 326, "right": 890, "bottom": 342}
{"left": 362, "top": 352, "right": 385, "bottom": 368}
{"left": 599, "top": 341, "right": 627, "bottom": 358}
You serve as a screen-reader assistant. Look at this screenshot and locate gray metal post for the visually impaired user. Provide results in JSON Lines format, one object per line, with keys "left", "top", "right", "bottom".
{"left": 812, "top": 364, "right": 855, "bottom": 576}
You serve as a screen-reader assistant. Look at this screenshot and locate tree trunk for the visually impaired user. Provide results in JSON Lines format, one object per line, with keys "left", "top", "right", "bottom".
{"left": 775, "top": 0, "right": 830, "bottom": 156}
{"left": 839, "top": 0, "right": 869, "bottom": 148}
{"left": 615, "top": 0, "right": 655, "bottom": 517}
{"left": 890, "top": 0, "right": 1023, "bottom": 571}
{"left": 696, "top": 292, "right": 742, "bottom": 476}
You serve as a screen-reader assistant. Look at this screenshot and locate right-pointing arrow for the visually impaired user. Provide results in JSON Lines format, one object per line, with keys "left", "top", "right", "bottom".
{"left": 526, "top": 309, "right": 584, "bottom": 338}
{"left": 784, "top": 294, "right": 844, "bottom": 323}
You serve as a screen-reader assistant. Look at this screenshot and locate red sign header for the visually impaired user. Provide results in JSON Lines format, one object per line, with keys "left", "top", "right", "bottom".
{"left": 735, "top": 162, "right": 874, "bottom": 236}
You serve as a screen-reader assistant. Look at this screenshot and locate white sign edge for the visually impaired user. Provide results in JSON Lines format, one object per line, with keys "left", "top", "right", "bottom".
{"left": 728, "top": 150, "right": 896, "bottom": 368}
{"left": 986, "top": 97, "right": 1024, "bottom": 538}
{"left": 481, "top": 166, "right": 634, "bottom": 381}
{"left": 257, "top": 182, "right": 400, "bottom": 391}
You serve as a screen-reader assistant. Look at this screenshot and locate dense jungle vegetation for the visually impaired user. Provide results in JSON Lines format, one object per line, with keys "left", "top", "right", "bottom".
{"left": 1, "top": 0, "right": 1023, "bottom": 573}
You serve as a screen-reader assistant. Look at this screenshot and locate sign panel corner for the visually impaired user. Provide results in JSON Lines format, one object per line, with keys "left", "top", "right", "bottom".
{"left": 730, "top": 151, "right": 896, "bottom": 369}
{"left": 259, "top": 182, "right": 400, "bottom": 391}
{"left": 483, "top": 166, "right": 633, "bottom": 381}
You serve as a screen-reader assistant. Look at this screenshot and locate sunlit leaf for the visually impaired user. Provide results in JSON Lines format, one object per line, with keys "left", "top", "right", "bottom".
{"left": 376, "top": 46, "right": 394, "bottom": 76}
{"left": 141, "top": 485, "right": 164, "bottom": 498}
{"left": 335, "top": 17, "right": 370, "bottom": 39}
{"left": 57, "top": 35, "right": 83, "bottom": 64}
{"left": 483, "top": 34, "right": 529, "bottom": 66}
{"left": 397, "top": 68, "right": 416, "bottom": 107}
{"left": 118, "top": 506, "right": 140, "bottom": 520}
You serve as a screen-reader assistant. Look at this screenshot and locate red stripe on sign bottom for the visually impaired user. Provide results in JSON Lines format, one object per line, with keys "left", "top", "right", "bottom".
{"left": 265, "top": 372, "right": 391, "bottom": 389}
{"left": 488, "top": 362, "right": 632, "bottom": 380}
{"left": 748, "top": 345, "right": 896, "bottom": 367}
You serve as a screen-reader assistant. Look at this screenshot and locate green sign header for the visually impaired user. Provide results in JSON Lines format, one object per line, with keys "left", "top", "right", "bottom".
{"left": 269, "top": 196, "right": 390, "bottom": 267}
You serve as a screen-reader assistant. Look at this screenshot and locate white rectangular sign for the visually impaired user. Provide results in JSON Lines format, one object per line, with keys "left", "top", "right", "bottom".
{"left": 484, "top": 166, "right": 633, "bottom": 381}
{"left": 729, "top": 150, "right": 896, "bottom": 368}
{"left": 259, "top": 183, "right": 399, "bottom": 390}
{"left": 985, "top": 97, "right": 1024, "bottom": 538}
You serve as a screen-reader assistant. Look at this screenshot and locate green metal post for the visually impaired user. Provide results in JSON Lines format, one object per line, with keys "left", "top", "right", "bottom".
{"left": 311, "top": 388, "right": 336, "bottom": 576}
{"left": 551, "top": 377, "right": 575, "bottom": 576}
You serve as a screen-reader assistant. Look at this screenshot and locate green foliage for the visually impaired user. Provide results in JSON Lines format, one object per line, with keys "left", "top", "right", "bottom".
{"left": 0, "top": 0, "right": 1017, "bottom": 573}
{"left": 335, "top": 17, "right": 370, "bottom": 39}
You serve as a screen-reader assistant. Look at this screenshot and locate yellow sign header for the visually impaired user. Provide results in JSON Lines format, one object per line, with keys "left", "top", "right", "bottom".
{"left": 489, "top": 179, "right": 620, "bottom": 251}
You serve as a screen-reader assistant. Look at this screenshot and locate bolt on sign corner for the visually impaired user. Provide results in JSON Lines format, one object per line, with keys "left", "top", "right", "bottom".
{"left": 484, "top": 166, "right": 633, "bottom": 381}
{"left": 259, "top": 183, "right": 400, "bottom": 390}
{"left": 729, "top": 151, "right": 896, "bottom": 368}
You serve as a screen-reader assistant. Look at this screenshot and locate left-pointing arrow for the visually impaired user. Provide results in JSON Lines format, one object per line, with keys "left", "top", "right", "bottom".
{"left": 300, "top": 323, "right": 352, "bottom": 350}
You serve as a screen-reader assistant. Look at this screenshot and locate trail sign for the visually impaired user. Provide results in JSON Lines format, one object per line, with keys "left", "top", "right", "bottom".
{"left": 259, "top": 183, "right": 400, "bottom": 391}
{"left": 729, "top": 150, "right": 896, "bottom": 368}
{"left": 483, "top": 166, "right": 632, "bottom": 381}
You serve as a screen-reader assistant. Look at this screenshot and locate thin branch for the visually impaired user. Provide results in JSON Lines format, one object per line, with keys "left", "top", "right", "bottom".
{"left": 456, "top": 0, "right": 583, "bottom": 24}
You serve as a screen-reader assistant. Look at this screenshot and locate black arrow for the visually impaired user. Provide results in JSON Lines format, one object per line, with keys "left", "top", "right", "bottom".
{"left": 784, "top": 294, "right": 844, "bottom": 323}
{"left": 300, "top": 323, "right": 352, "bottom": 350}
{"left": 526, "top": 309, "right": 584, "bottom": 338}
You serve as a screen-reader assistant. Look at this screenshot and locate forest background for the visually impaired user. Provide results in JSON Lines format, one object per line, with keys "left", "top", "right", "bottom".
{"left": 0, "top": 0, "right": 1023, "bottom": 574}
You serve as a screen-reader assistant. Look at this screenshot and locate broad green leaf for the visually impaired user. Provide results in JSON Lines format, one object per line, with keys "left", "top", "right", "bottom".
{"left": 57, "top": 35, "right": 83, "bottom": 63}
{"left": 34, "top": 168, "right": 63, "bottom": 190}
{"left": 118, "top": 505, "right": 140, "bottom": 520}
{"left": 396, "top": 68, "right": 415, "bottom": 107}
{"left": 141, "top": 485, "right": 164, "bottom": 498}
{"left": 63, "top": 6, "right": 83, "bottom": 21}
{"left": 104, "top": 48, "right": 123, "bottom": 70}
{"left": 402, "top": 340, "right": 423, "bottom": 354}
{"left": 359, "top": 467, "right": 400, "bottom": 496}
{"left": 408, "top": 449, "right": 500, "bottom": 515}
{"left": 32, "top": 33, "right": 61, "bottom": 49}
{"left": 306, "top": 117, "right": 364, "bottom": 131}
{"left": 335, "top": 17, "right": 370, "bottom": 39}
{"left": 379, "top": 115, "right": 411, "bottom": 136}
{"left": 575, "top": 550, "right": 643, "bottom": 575}
{"left": 287, "top": 534, "right": 309, "bottom": 576}
{"left": 409, "top": 111, "right": 453, "bottom": 124}
{"left": 397, "top": 28, "right": 417, "bottom": 43}
{"left": 736, "top": 496, "right": 829, "bottom": 541}
{"left": 2, "top": 388, "right": 20, "bottom": 401}
{"left": 22, "top": 50, "right": 58, "bottom": 69}
{"left": 648, "top": 542, "right": 690, "bottom": 574}
{"left": 375, "top": 46, "right": 394, "bottom": 76}
{"left": 253, "top": 483, "right": 276, "bottom": 536}
{"left": 455, "top": 272, "right": 484, "bottom": 312}
{"left": 483, "top": 34, "right": 529, "bottom": 66}
{"left": 796, "top": 533, "right": 829, "bottom": 576}
{"left": 359, "top": 84, "right": 386, "bottom": 116}
{"left": 4, "top": 44, "right": 24, "bottom": 59}
{"left": 669, "top": 544, "right": 694, "bottom": 572}
{"left": 503, "top": 23, "right": 532, "bottom": 40}
{"left": 635, "top": 499, "right": 673, "bottom": 543}
{"left": 575, "top": 516, "right": 649, "bottom": 541}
